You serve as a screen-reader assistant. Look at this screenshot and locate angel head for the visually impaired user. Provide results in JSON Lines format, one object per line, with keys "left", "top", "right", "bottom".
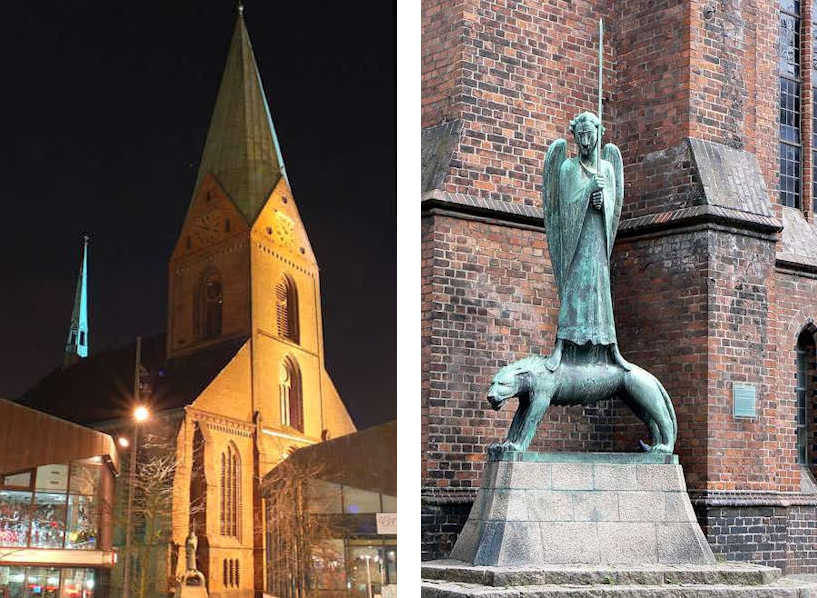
{"left": 569, "top": 112, "right": 604, "bottom": 158}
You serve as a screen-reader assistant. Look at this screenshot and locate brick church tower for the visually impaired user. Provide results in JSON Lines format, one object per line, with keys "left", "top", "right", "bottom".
{"left": 422, "top": 0, "right": 817, "bottom": 572}
{"left": 24, "top": 7, "right": 356, "bottom": 597}
{"left": 163, "top": 8, "right": 356, "bottom": 595}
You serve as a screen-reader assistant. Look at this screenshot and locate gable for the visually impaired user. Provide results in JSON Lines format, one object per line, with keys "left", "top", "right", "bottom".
{"left": 171, "top": 174, "right": 249, "bottom": 261}
{"left": 251, "top": 177, "right": 317, "bottom": 266}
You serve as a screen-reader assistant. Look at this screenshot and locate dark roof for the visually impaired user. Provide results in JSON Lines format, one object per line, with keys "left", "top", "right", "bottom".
{"left": 272, "top": 420, "right": 396, "bottom": 497}
{"left": 0, "top": 399, "right": 120, "bottom": 475}
{"left": 20, "top": 334, "right": 247, "bottom": 426}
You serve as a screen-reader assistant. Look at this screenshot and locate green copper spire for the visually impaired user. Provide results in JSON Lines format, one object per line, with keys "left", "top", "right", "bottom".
{"left": 191, "top": 6, "right": 289, "bottom": 224}
{"left": 64, "top": 235, "right": 89, "bottom": 368}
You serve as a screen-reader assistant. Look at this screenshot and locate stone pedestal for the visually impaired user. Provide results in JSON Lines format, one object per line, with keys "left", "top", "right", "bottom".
{"left": 175, "top": 570, "right": 208, "bottom": 598}
{"left": 449, "top": 452, "right": 715, "bottom": 567}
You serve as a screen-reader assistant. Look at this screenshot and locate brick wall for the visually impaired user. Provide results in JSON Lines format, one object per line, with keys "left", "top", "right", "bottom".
{"left": 421, "top": 500, "right": 472, "bottom": 562}
{"left": 421, "top": 0, "right": 615, "bottom": 207}
{"left": 421, "top": 213, "right": 614, "bottom": 492}
{"left": 774, "top": 271, "right": 817, "bottom": 483}
{"left": 705, "top": 231, "right": 786, "bottom": 491}
{"left": 421, "top": 0, "right": 817, "bottom": 569}
{"left": 611, "top": 230, "right": 710, "bottom": 487}
{"left": 698, "top": 504, "right": 817, "bottom": 573}
{"left": 687, "top": 0, "right": 778, "bottom": 193}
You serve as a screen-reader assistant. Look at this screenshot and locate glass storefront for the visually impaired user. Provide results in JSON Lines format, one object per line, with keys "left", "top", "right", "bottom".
{"left": 0, "top": 460, "right": 101, "bottom": 551}
{"left": 267, "top": 479, "right": 397, "bottom": 597}
{"left": 0, "top": 567, "right": 95, "bottom": 598}
{"left": 346, "top": 541, "right": 396, "bottom": 598}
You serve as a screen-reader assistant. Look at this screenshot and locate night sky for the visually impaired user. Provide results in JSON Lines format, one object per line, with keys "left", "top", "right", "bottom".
{"left": 0, "top": 2, "right": 396, "bottom": 429}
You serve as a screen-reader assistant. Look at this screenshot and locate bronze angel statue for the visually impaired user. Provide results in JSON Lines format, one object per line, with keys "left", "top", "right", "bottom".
{"left": 486, "top": 111, "right": 678, "bottom": 455}
{"left": 542, "top": 111, "right": 627, "bottom": 371}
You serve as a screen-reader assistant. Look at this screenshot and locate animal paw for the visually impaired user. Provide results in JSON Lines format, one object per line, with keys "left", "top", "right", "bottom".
{"left": 639, "top": 440, "right": 672, "bottom": 454}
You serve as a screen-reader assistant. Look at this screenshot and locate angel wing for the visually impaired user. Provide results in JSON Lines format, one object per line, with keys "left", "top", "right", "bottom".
{"left": 542, "top": 139, "right": 567, "bottom": 300}
{"left": 602, "top": 142, "right": 624, "bottom": 255}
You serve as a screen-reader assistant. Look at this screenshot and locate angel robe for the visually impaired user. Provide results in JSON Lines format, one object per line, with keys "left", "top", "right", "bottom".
{"left": 555, "top": 157, "right": 618, "bottom": 346}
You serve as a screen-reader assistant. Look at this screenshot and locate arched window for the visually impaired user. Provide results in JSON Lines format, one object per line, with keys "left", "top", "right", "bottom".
{"left": 279, "top": 357, "right": 304, "bottom": 432}
{"left": 196, "top": 269, "right": 223, "bottom": 339}
{"left": 220, "top": 443, "right": 241, "bottom": 538}
{"left": 797, "top": 326, "right": 817, "bottom": 467}
{"left": 275, "top": 274, "right": 299, "bottom": 343}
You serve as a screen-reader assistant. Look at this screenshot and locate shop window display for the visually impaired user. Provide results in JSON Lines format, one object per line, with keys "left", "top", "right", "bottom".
{"left": 0, "top": 568, "right": 94, "bottom": 598}
{"left": 0, "top": 491, "right": 31, "bottom": 547}
{"left": 22, "top": 567, "right": 60, "bottom": 598}
{"left": 65, "top": 496, "right": 96, "bottom": 550}
{"left": 0, "top": 566, "right": 26, "bottom": 598}
{"left": 59, "top": 568, "right": 94, "bottom": 598}
{"left": 30, "top": 495, "right": 66, "bottom": 549}
{"left": 0, "top": 461, "right": 100, "bottom": 551}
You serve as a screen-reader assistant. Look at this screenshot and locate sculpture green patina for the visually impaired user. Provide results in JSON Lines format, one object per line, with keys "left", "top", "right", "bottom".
{"left": 487, "top": 21, "right": 677, "bottom": 455}
{"left": 487, "top": 113, "right": 677, "bottom": 453}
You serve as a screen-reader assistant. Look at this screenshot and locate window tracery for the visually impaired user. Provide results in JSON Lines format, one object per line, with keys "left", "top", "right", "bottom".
{"left": 275, "top": 275, "right": 299, "bottom": 343}
{"left": 279, "top": 357, "right": 304, "bottom": 432}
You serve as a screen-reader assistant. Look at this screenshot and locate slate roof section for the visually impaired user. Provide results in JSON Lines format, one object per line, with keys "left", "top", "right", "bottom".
{"left": 688, "top": 138, "right": 774, "bottom": 217}
{"left": 422, "top": 120, "right": 463, "bottom": 193}
{"left": 191, "top": 11, "right": 286, "bottom": 224}
{"left": 778, "top": 206, "right": 817, "bottom": 271}
{"left": 20, "top": 334, "right": 248, "bottom": 426}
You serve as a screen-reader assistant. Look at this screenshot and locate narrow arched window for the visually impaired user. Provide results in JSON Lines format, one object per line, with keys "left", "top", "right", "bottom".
{"left": 220, "top": 443, "right": 241, "bottom": 538}
{"left": 797, "top": 328, "right": 816, "bottom": 466}
{"left": 196, "top": 269, "right": 223, "bottom": 339}
{"left": 279, "top": 357, "right": 304, "bottom": 432}
{"left": 275, "top": 275, "right": 299, "bottom": 343}
{"left": 220, "top": 453, "right": 226, "bottom": 535}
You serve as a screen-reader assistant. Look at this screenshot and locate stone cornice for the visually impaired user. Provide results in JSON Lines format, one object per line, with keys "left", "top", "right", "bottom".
{"left": 421, "top": 191, "right": 783, "bottom": 238}
{"left": 421, "top": 190, "right": 543, "bottom": 229}
{"left": 688, "top": 489, "right": 817, "bottom": 508}
{"left": 617, "top": 205, "right": 782, "bottom": 238}
{"left": 424, "top": 487, "right": 817, "bottom": 508}
{"left": 422, "top": 487, "right": 477, "bottom": 504}
{"left": 776, "top": 252, "right": 817, "bottom": 276}
{"left": 185, "top": 406, "right": 255, "bottom": 437}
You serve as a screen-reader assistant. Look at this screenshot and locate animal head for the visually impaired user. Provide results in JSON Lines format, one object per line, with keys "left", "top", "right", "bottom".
{"left": 487, "top": 356, "right": 542, "bottom": 410}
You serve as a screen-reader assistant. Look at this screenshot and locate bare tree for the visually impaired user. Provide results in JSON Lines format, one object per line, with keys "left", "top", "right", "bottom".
{"left": 112, "top": 429, "right": 204, "bottom": 598}
{"left": 263, "top": 450, "right": 342, "bottom": 598}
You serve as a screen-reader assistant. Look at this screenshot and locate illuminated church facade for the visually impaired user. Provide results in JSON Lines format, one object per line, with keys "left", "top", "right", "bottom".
{"left": 22, "top": 8, "right": 355, "bottom": 598}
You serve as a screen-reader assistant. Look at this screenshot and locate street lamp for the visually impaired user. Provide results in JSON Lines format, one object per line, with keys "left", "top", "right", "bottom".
{"left": 122, "top": 402, "right": 150, "bottom": 598}
{"left": 133, "top": 405, "right": 149, "bottom": 422}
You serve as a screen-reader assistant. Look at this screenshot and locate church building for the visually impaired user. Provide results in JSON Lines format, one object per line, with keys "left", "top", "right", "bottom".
{"left": 422, "top": 0, "right": 817, "bottom": 574}
{"left": 22, "top": 8, "right": 355, "bottom": 597}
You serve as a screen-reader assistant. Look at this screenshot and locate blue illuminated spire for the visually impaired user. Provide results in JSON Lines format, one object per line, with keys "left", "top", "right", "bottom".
{"left": 64, "top": 235, "right": 89, "bottom": 368}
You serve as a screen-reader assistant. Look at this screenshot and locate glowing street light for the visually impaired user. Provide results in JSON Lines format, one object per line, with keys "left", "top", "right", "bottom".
{"left": 118, "top": 437, "right": 129, "bottom": 448}
{"left": 133, "top": 405, "right": 149, "bottom": 422}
